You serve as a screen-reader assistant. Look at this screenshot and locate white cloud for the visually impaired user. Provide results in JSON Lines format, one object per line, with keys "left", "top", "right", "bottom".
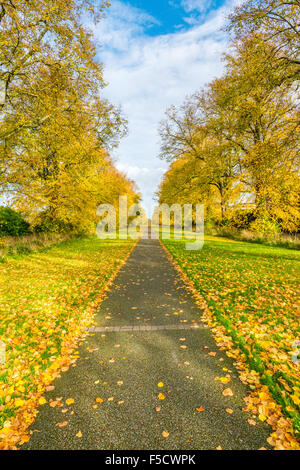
{"left": 93, "top": 1, "right": 235, "bottom": 214}
{"left": 116, "top": 163, "right": 166, "bottom": 214}
{"left": 181, "top": 0, "right": 213, "bottom": 13}
{"left": 94, "top": 1, "right": 159, "bottom": 52}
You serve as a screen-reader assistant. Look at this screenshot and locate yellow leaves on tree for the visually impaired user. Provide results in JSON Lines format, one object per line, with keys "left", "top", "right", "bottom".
{"left": 158, "top": 27, "right": 299, "bottom": 232}
{"left": 0, "top": 0, "right": 139, "bottom": 232}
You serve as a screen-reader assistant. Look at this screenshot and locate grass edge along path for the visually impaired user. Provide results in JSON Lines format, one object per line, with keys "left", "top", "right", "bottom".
{"left": 0, "top": 237, "right": 138, "bottom": 450}
{"left": 160, "top": 239, "right": 300, "bottom": 451}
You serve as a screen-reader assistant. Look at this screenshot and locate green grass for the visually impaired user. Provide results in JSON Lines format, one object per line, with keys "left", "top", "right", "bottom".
{"left": 0, "top": 236, "right": 135, "bottom": 432}
{"left": 0, "top": 232, "right": 77, "bottom": 260}
{"left": 162, "top": 235, "right": 300, "bottom": 433}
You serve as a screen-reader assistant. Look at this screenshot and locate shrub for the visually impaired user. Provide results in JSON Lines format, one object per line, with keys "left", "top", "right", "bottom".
{"left": 0, "top": 207, "right": 30, "bottom": 237}
{"left": 33, "top": 211, "right": 75, "bottom": 234}
{"left": 205, "top": 218, "right": 218, "bottom": 231}
{"left": 250, "top": 216, "right": 281, "bottom": 236}
{"left": 227, "top": 209, "right": 256, "bottom": 230}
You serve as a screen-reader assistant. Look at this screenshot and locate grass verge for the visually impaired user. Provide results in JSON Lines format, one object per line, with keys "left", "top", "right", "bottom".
{"left": 162, "top": 235, "right": 300, "bottom": 444}
{"left": 206, "top": 227, "right": 300, "bottom": 250}
{"left": 0, "top": 232, "right": 79, "bottom": 260}
{"left": 0, "top": 236, "right": 136, "bottom": 448}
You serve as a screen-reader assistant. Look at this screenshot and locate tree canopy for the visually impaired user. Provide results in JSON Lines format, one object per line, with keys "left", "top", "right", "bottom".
{"left": 0, "top": 0, "right": 139, "bottom": 232}
{"left": 158, "top": 3, "right": 300, "bottom": 233}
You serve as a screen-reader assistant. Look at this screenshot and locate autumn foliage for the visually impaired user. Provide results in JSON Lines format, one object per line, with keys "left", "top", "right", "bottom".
{"left": 0, "top": 0, "right": 139, "bottom": 232}
{"left": 163, "top": 236, "right": 300, "bottom": 447}
{"left": 0, "top": 0, "right": 141, "bottom": 449}
{"left": 158, "top": 0, "right": 300, "bottom": 444}
{"left": 0, "top": 237, "right": 135, "bottom": 448}
{"left": 158, "top": 1, "right": 300, "bottom": 234}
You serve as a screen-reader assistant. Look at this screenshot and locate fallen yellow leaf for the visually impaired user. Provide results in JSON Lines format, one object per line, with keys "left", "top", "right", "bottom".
{"left": 222, "top": 388, "right": 233, "bottom": 397}
{"left": 286, "top": 406, "right": 295, "bottom": 412}
{"left": 15, "top": 399, "right": 25, "bottom": 408}
{"left": 196, "top": 407, "right": 205, "bottom": 412}
{"left": 65, "top": 398, "right": 74, "bottom": 406}
{"left": 56, "top": 421, "right": 68, "bottom": 427}
{"left": 259, "top": 414, "right": 267, "bottom": 422}
{"left": 219, "top": 377, "right": 231, "bottom": 384}
{"left": 248, "top": 419, "right": 256, "bottom": 426}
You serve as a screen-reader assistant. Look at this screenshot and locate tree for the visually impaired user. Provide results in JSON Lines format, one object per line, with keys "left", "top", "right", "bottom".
{"left": 0, "top": 1, "right": 139, "bottom": 232}
{"left": 159, "top": 99, "right": 206, "bottom": 162}
{"left": 0, "top": 0, "right": 110, "bottom": 108}
{"left": 1, "top": 62, "right": 133, "bottom": 231}
{"left": 207, "top": 34, "right": 300, "bottom": 228}
{"left": 159, "top": 97, "right": 241, "bottom": 221}
{"left": 227, "top": 0, "right": 300, "bottom": 81}
{"left": 158, "top": 30, "right": 299, "bottom": 232}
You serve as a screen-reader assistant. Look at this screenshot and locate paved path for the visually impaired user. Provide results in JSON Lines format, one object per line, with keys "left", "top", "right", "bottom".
{"left": 22, "top": 239, "right": 271, "bottom": 450}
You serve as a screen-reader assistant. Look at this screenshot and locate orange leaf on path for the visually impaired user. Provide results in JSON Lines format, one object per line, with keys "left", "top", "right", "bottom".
{"left": 196, "top": 407, "right": 205, "bottom": 412}
{"left": 222, "top": 388, "right": 233, "bottom": 397}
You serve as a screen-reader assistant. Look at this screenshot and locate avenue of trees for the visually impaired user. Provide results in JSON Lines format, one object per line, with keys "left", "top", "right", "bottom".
{"left": 0, "top": 0, "right": 139, "bottom": 233}
{"left": 158, "top": 0, "right": 300, "bottom": 234}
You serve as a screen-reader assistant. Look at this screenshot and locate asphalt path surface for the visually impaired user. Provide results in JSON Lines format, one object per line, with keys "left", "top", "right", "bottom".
{"left": 22, "top": 239, "right": 271, "bottom": 450}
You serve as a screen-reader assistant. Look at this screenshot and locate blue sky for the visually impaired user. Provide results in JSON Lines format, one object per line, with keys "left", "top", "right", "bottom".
{"left": 116, "top": 0, "right": 226, "bottom": 36}
{"left": 92, "top": 0, "right": 236, "bottom": 214}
